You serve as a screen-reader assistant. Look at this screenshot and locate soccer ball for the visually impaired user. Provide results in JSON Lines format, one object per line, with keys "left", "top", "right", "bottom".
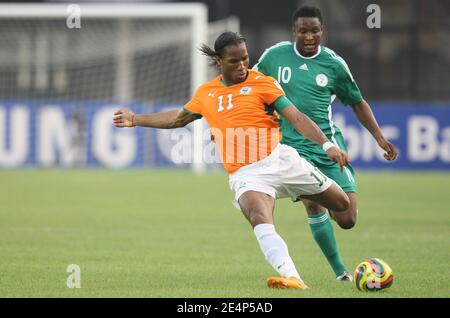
{"left": 354, "top": 258, "right": 394, "bottom": 292}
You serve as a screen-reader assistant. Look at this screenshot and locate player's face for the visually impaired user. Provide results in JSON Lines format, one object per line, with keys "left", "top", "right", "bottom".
{"left": 218, "top": 43, "right": 249, "bottom": 85}
{"left": 292, "top": 17, "right": 323, "bottom": 56}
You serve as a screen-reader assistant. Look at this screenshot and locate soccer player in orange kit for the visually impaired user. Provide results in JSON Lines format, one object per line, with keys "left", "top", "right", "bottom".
{"left": 113, "top": 32, "right": 350, "bottom": 290}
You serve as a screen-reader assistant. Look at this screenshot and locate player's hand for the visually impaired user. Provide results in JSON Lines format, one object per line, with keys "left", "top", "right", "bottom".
{"left": 377, "top": 138, "right": 398, "bottom": 161}
{"left": 113, "top": 109, "right": 135, "bottom": 128}
{"left": 326, "top": 147, "right": 349, "bottom": 172}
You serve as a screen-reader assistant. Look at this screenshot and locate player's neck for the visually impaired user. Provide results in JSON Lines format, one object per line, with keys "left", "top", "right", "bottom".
{"left": 295, "top": 42, "right": 320, "bottom": 58}
{"left": 220, "top": 72, "right": 249, "bottom": 87}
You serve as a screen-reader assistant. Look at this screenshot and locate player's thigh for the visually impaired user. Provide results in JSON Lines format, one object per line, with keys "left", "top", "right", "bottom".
{"left": 336, "top": 191, "right": 357, "bottom": 215}
{"left": 238, "top": 191, "right": 275, "bottom": 227}
{"left": 301, "top": 182, "right": 349, "bottom": 212}
{"left": 329, "top": 192, "right": 358, "bottom": 227}
{"left": 301, "top": 191, "right": 357, "bottom": 217}
{"left": 346, "top": 192, "right": 357, "bottom": 212}
{"left": 230, "top": 180, "right": 276, "bottom": 225}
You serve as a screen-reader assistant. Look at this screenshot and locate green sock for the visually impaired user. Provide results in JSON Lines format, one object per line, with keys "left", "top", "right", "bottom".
{"left": 308, "top": 211, "right": 348, "bottom": 277}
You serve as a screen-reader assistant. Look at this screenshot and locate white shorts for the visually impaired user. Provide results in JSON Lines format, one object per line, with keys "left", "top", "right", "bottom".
{"left": 229, "top": 143, "right": 336, "bottom": 209}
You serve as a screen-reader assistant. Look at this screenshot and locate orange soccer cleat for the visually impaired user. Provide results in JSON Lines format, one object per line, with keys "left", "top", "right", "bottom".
{"left": 267, "top": 276, "right": 310, "bottom": 290}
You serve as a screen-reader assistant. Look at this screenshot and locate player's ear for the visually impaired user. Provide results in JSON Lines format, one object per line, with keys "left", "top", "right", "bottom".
{"left": 215, "top": 57, "right": 222, "bottom": 68}
{"left": 215, "top": 57, "right": 220, "bottom": 72}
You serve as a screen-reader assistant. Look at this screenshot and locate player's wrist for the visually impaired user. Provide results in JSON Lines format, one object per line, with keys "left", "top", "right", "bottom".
{"left": 375, "top": 135, "right": 386, "bottom": 144}
{"left": 130, "top": 114, "right": 136, "bottom": 127}
{"left": 322, "top": 141, "right": 335, "bottom": 152}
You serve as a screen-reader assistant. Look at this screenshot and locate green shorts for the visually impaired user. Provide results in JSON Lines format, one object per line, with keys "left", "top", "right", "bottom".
{"left": 294, "top": 130, "right": 356, "bottom": 193}
{"left": 284, "top": 129, "right": 357, "bottom": 192}
{"left": 316, "top": 162, "right": 357, "bottom": 193}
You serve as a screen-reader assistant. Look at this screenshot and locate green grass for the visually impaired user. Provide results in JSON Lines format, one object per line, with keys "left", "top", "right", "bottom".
{"left": 0, "top": 169, "right": 449, "bottom": 297}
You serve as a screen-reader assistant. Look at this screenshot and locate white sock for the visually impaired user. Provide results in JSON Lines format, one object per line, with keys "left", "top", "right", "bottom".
{"left": 253, "top": 223, "right": 301, "bottom": 280}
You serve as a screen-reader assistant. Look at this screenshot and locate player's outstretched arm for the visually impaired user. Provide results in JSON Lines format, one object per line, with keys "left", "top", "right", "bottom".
{"left": 113, "top": 108, "right": 197, "bottom": 129}
{"left": 280, "top": 105, "right": 349, "bottom": 171}
{"left": 351, "top": 100, "right": 398, "bottom": 161}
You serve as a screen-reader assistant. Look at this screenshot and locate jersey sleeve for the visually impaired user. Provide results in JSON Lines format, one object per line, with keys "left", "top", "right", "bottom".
{"left": 333, "top": 58, "right": 363, "bottom": 106}
{"left": 271, "top": 96, "right": 292, "bottom": 113}
{"left": 259, "top": 76, "right": 286, "bottom": 107}
{"left": 183, "top": 88, "right": 204, "bottom": 119}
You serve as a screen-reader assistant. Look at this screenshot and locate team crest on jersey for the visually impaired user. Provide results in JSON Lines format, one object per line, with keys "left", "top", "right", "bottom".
{"left": 240, "top": 87, "right": 252, "bottom": 95}
{"left": 315, "top": 74, "right": 328, "bottom": 87}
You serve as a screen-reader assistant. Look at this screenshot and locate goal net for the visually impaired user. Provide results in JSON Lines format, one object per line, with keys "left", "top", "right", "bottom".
{"left": 0, "top": 3, "right": 238, "bottom": 170}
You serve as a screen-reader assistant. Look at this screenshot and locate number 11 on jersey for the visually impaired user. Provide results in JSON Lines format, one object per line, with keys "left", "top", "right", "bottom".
{"left": 218, "top": 94, "right": 234, "bottom": 112}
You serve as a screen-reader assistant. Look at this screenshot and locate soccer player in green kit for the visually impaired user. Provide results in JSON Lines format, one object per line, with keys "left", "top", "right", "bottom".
{"left": 254, "top": 6, "right": 398, "bottom": 281}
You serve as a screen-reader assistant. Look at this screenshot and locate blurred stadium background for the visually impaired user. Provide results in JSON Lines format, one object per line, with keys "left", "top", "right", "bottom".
{"left": 0, "top": 0, "right": 449, "bottom": 170}
{"left": 0, "top": 0, "right": 449, "bottom": 298}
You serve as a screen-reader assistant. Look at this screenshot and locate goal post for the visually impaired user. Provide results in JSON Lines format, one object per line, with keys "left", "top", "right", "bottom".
{"left": 0, "top": 3, "right": 212, "bottom": 171}
{"left": 0, "top": 2, "right": 208, "bottom": 93}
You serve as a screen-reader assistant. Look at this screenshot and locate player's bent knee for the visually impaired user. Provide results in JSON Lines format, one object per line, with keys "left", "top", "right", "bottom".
{"left": 332, "top": 208, "right": 357, "bottom": 229}
{"left": 337, "top": 219, "right": 356, "bottom": 230}
{"left": 324, "top": 184, "right": 350, "bottom": 212}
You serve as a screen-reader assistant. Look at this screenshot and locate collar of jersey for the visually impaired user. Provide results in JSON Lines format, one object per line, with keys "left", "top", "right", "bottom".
{"left": 293, "top": 43, "right": 322, "bottom": 59}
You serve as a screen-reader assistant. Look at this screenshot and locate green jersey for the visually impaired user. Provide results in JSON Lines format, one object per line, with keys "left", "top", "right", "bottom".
{"left": 254, "top": 42, "right": 362, "bottom": 166}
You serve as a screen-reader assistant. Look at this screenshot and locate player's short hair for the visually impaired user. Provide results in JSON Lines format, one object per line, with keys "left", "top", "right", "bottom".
{"left": 199, "top": 31, "right": 246, "bottom": 66}
{"left": 292, "top": 6, "right": 323, "bottom": 25}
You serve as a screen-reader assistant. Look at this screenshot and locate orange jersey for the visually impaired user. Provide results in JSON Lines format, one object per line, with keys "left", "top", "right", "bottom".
{"left": 184, "top": 69, "right": 288, "bottom": 174}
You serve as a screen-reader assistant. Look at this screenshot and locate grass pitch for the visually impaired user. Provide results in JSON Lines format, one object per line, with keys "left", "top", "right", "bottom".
{"left": 0, "top": 169, "right": 448, "bottom": 298}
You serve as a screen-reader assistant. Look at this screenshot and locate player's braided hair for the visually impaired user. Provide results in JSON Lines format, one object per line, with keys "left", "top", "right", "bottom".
{"left": 199, "top": 31, "right": 246, "bottom": 67}
{"left": 292, "top": 5, "right": 323, "bottom": 25}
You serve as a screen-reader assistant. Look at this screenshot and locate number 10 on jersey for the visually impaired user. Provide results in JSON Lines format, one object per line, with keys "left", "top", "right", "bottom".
{"left": 277, "top": 66, "right": 291, "bottom": 84}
